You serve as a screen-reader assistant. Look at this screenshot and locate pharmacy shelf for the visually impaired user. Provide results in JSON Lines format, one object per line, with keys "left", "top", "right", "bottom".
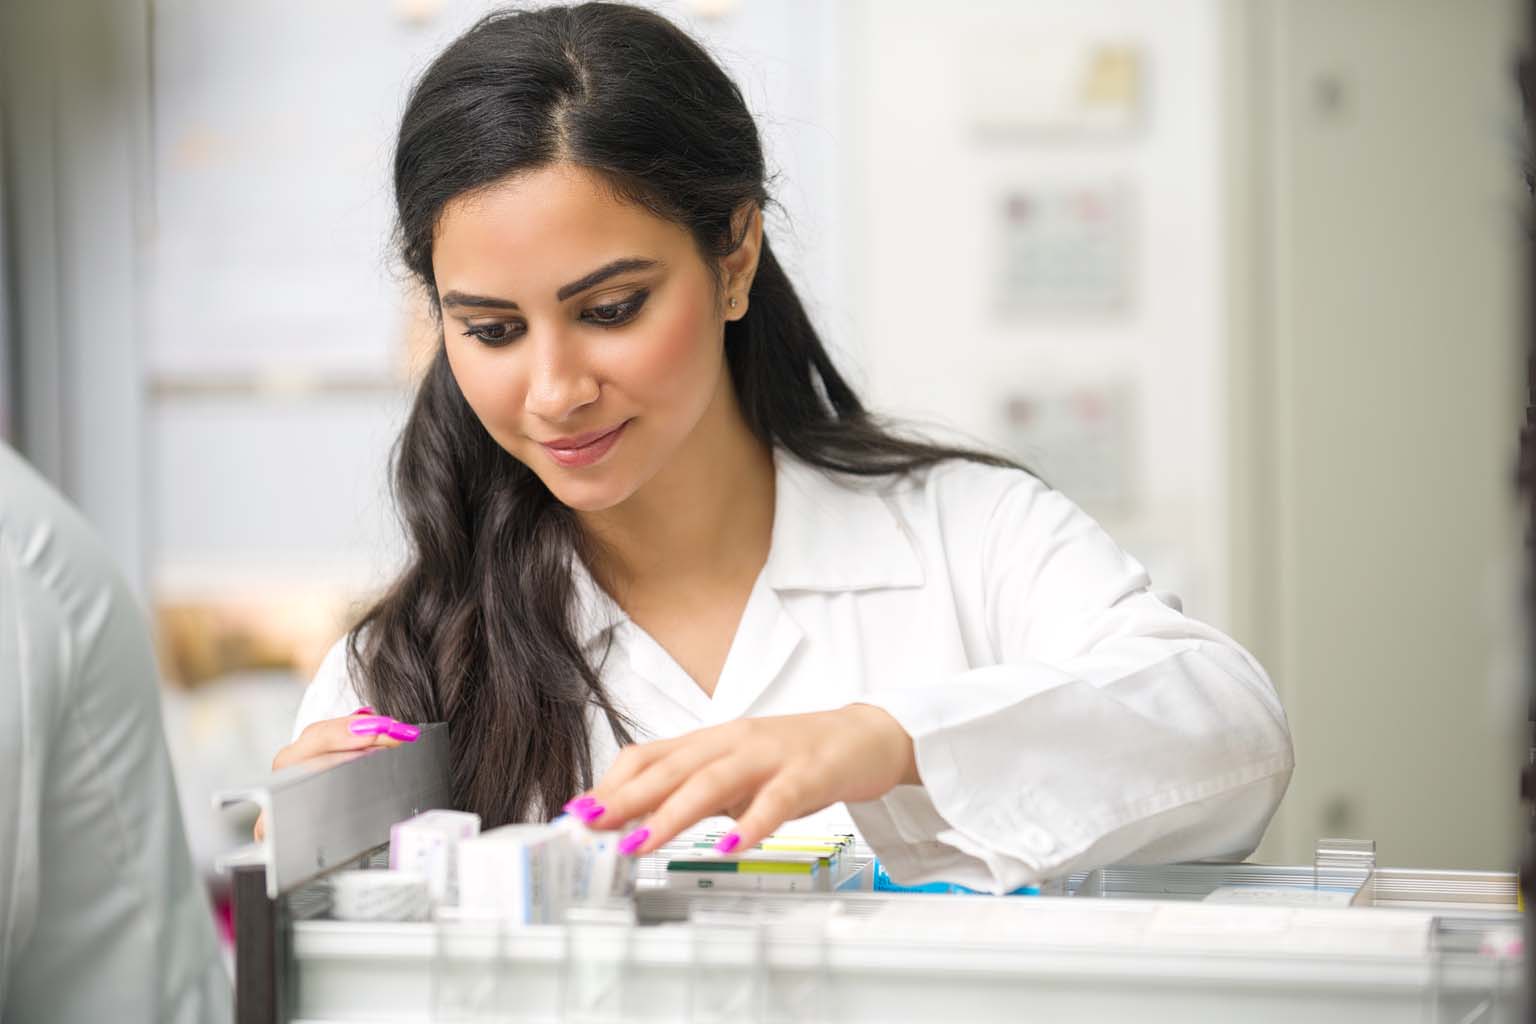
{"left": 279, "top": 894, "right": 1519, "bottom": 1023}
{"left": 220, "top": 731, "right": 1524, "bottom": 1024}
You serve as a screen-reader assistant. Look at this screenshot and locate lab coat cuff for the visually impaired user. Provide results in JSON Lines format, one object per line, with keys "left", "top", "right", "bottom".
{"left": 852, "top": 663, "right": 1094, "bottom": 886}
{"left": 844, "top": 789, "right": 1040, "bottom": 893}
{"left": 854, "top": 662, "right": 1083, "bottom": 845}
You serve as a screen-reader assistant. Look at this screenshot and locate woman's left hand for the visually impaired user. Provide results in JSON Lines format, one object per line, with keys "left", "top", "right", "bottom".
{"left": 571, "top": 705, "right": 919, "bottom": 856}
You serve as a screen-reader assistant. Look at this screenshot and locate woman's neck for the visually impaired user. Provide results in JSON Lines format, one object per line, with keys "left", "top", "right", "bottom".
{"left": 578, "top": 381, "right": 775, "bottom": 596}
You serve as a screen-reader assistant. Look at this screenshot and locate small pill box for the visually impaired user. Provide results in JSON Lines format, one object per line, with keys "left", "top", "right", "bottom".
{"left": 329, "top": 869, "right": 432, "bottom": 922}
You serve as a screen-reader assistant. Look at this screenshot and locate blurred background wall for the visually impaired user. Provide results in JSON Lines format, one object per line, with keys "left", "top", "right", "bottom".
{"left": 0, "top": 0, "right": 1524, "bottom": 918}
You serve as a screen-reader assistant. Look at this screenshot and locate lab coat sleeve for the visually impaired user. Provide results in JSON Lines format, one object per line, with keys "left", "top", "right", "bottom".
{"left": 0, "top": 537, "right": 54, "bottom": 1005}
{"left": 849, "top": 474, "right": 1294, "bottom": 892}
{"left": 290, "top": 636, "right": 367, "bottom": 742}
{"left": 0, "top": 467, "right": 231, "bottom": 1024}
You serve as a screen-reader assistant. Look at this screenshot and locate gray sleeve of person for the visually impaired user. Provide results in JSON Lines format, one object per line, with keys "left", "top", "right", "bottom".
{"left": 0, "top": 442, "right": 231, "bottom": 1024}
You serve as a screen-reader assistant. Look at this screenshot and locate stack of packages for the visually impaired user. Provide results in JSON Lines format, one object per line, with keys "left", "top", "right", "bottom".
{"left": 327, "top": 811, "right": 636, "bottom": 924}
{"left": 455, "top": 818, "right": 635, "bottom": 924}
{"left": 658, "top": 832, "right": 858, "bottom": 893}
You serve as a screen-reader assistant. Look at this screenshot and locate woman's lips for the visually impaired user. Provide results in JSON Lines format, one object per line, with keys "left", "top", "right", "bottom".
{"left": 540, "top": 420, "right": 629, "bottom": 468}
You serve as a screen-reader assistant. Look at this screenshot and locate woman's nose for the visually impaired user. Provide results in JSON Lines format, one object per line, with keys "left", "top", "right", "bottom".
{"left": 524, "top": 332, "right": 599, "bottom": 422}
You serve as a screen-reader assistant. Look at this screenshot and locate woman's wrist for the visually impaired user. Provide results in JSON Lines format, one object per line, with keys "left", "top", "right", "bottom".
{"left": 844, "top": 702, "right": 921, "bottom": 788}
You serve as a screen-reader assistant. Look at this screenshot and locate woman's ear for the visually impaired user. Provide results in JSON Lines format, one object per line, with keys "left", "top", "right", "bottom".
{"left": 721, "top": 203, "right": 763, "bottom": 321}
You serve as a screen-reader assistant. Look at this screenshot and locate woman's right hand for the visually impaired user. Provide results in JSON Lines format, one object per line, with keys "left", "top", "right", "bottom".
{"left": 252, "top": 708, "right": 422, "bottom": 841}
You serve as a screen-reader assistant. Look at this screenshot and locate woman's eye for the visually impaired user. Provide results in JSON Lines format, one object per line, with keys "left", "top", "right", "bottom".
{"left": 582, "top": 290, "right": 648, "bottom": 327}
{"left": 461, "top": 322, "right": 522, "bottom": 346}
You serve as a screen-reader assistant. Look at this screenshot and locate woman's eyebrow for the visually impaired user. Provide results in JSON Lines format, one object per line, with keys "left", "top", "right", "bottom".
{"left": 555, "top": 257, "right": 660, "bottom": 301}
{"left": 440, "top": 291, "right": 520, "bottom": 311}
{"left": 439, "top": 257, "right": 661, "bottom": 312}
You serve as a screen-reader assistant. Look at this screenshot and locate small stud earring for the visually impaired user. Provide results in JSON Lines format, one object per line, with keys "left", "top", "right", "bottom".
{"left": 729, "top": 297, "right": 738, "bottom": 309}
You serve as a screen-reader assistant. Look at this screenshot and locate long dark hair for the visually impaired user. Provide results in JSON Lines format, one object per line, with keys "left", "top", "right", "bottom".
{"left": 353, "top": 2, "right": 1019, "bottom": 827}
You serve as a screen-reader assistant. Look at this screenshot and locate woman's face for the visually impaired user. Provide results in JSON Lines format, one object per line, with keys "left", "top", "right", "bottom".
{"left": 431, "top": 163, "right": 755, "bottom": 512}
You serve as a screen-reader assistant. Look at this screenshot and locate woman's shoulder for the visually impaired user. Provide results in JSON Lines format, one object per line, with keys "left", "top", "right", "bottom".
{"left": 776, "top": 449, "right": 1067, "bottom": 576}
{"left": 787, "top": 453, "right": 1063, "bottom": 565}
{"left": 290, "top": 634, "right": 366, "bottom": 742}
{"left": 876, "top": 455, "right": 1049, "bottom": 530}
{"left": 784, "top": 447, "right": 1039, "bottom": 503}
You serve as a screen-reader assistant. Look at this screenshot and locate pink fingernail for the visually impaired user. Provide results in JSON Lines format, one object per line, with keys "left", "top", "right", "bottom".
{"left": 576, "top": 803, "right": 606, "bottom": 823}
{"left": 349, "top": 716, "right": 390, "bottom": 736}
{"left": 385, "top": 721, "right": 421, "bottom": 742}
{"left": 713, "top": 832, "right": 741, "bottom": 854}
{"left": 562, "top": 796, "right": 596, "bottom": 814}
{"left": 617, "top": 828, "right": 650, "bottom": 856}
{"left": 353, "top": 706, "right": 376, "bottom": 715}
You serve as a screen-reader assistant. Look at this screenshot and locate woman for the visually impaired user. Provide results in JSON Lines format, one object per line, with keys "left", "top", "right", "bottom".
{"left": 277, "top": 2, "right": 1292, "bottom": 891}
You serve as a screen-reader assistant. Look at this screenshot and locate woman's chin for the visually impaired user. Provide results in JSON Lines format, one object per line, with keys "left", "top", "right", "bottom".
{"left": 543, "top": 473, "right": 636, "bottom": 514}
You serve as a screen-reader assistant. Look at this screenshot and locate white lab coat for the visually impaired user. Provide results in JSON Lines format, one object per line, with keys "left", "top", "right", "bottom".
{"left": 0, "top": 445, "right": 230, "bottom": 1024}
{"left": 296, "top": 452, "right": 1293, "bottom": 891}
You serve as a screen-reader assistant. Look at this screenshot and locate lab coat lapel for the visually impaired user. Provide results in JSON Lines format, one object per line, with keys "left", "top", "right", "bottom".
{"left": 705, "top": 453, "right": 925, "bottom": 723}
{"left": 569, "top": 453, "right": 926, "bottom": 726}
{"left": 704, "top": 574, "right": 804, "bottom": 724}
{"left": 620, "top": 620, "right": 716, "bottom": 723}
{"left": 570, "top": 556, "right": 715, "bottom": 725}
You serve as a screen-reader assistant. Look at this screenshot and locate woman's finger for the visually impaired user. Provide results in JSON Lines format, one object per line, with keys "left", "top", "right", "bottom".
{"left": 583, "top": 729, "right": 742, "bottom": 828}
{"left": 569, "top": 731, "right": 699, "bottom": 821}
{"left": 616, "top": 752, "right": 774, "bottom": 856}
{"left": 719, "top": 772, "right": 821, "bottom": 854}
{"left": 257, "top": 710, "right": 399, "bottom": 840}
{"left": 578, "top": 734, "right": 684, "bottom": 808}
{"left": 271, "top": 711, "right": 418, "bottom": 771}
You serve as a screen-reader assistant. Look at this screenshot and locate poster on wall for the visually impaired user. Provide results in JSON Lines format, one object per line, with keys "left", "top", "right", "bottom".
{"left": 1000, "top": 382, "right": 1137, "bottom": 518}
{"left": 145, "top": 1, "right": 480, "bottom": 387}
{"left": 964, "top": 39, "right": 1145, "bottom": 140}
{"left": 993, "top": 182, "right": 1135, "bottom": 317}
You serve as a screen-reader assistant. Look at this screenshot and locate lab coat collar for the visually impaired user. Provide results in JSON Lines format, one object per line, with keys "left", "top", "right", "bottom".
{"left": 568, "top": 447, "right": 926, "bottom": 647}
{"left": 571, "top": 557, "right": 625, "bottom": 649}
